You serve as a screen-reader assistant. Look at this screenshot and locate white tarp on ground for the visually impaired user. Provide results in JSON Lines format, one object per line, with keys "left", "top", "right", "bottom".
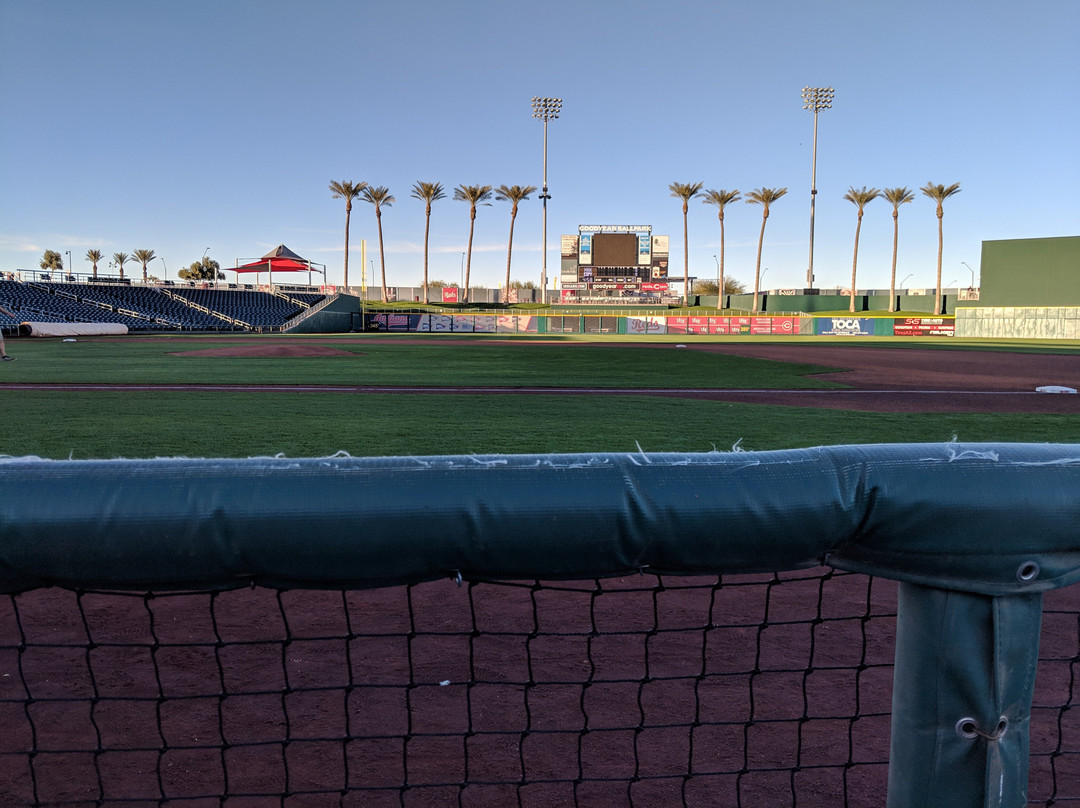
{"left": 22, "top": 322, "right": 128, "bottom": 337}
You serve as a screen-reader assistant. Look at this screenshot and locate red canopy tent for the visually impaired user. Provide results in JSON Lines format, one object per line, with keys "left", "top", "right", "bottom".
{"left": 233, "top": 244, "right": 325, "bottom": 287}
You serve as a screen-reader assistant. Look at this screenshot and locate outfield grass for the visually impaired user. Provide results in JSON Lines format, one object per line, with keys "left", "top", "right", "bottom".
{"left": 1, "top": 334, "right": 1077, "bottom": 459}
{"left": 0, "top": 337, "right": 848, "bottom": 388}
{"left": 2, "top": 389, "right": 1078, "bottom": 460}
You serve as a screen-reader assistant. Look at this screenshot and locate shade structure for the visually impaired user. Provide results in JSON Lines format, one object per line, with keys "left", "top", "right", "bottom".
{"left": 234, "top": 244, "right": 324, "bottom": 284}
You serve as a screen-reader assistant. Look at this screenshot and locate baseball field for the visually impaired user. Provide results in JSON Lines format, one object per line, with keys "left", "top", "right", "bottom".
{"left": 1, "top": 332, "right": 1078, "bottom": 459}
{"left": 2, "top": 332, "right": 1078, "bottom": 807}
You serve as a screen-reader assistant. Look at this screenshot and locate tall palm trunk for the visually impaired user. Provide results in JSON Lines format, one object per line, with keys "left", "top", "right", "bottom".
{"left": 849, "top": 210, "right": 864, "bottom": 313}
{"left": 422, "top": 203, "right": 432, "bottom": 303}
{"left": 376, "top": 208, "right": 387, "bottom": 302}
{"left": 504, "top": 203, "right": 519, "bottom": 299}
{"left": 343, "top": 200, "right": 352, "bottom": 289}
{"left": 464, "top": 208, "right": 476, "bottom": 304}
{"left": 682, "top": 201, "right": 690, "bottom": 306}
{"left": 718, "top": 215, "right": 726, "bottom": 308}
{"left": 889, "top": 210, "right": 899, "bottom": 312}
{"left": 934, "top": 208, "right": 944, "bottom": 315}
{"left": 753, "top": 211, "right": 768, "bottom": 312}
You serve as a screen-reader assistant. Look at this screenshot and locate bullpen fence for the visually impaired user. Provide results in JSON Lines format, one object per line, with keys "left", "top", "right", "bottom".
{"left": 1, "top": 445, "right": 1078, "bottom": 807}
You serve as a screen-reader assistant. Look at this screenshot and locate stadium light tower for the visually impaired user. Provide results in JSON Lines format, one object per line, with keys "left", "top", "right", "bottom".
{"left": 801, "top": 86, "right": 834, "bottom": 291}
{"left": 532, "top": 96, "right": 562, "bottom": 304}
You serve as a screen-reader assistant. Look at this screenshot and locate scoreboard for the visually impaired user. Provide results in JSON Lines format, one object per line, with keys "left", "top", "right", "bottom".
{"left": 561, "top": 225, "right": 670, "bottom": 301}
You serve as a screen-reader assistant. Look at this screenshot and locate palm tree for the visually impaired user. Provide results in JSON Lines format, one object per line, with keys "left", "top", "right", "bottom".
{"left": 701, "top": 189, "right": 740, "bottom": 309}
{"left": 745, "top": 187, "right": 788, "bottom": 312}
{"left": 883, "top": 187, "right": 915, "bottom": 311}
{"left": 132, "top": 248, "right": 156, "bottom": 283}
{"left": 112, "top": 252, "right": 130, "bottom": 279}
{"left": 85, "top": 249, "right": 103, "bottom": 278}
{"left": 410, "top": 181, "right": 446, "bottom": 303}
{"left": 361, "top": 186, "right": 395, "bottom": 302}
{"left": 842, "top": 187, "right": 881, "bottom": 313}
{"left": 495, "top": 184, "right": 537, "bottom": 302}
{"left": 453, "top": 184, "right": 494, "bottom": 304}
{"left": 669, "top": 181, "right": 704, "bottom": 305}
{"left": 330, "top": 180, "right": 368, "bottom": 289}
{"left": 921, "top": 182, "right": 962, "bottom": 315}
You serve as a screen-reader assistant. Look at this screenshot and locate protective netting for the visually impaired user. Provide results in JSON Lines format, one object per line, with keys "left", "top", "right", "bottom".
{"left": 2, "top": 569, "right": 1077, "bottom": 807}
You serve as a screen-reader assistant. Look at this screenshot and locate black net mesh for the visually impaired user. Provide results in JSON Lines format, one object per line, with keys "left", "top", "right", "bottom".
{"left": 1, "top": 569, "right": 1077, "bottom": 806}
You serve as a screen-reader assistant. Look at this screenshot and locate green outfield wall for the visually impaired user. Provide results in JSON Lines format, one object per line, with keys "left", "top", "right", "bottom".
{"left": 980, "top": 236, "right": 1080, "bottom": 307}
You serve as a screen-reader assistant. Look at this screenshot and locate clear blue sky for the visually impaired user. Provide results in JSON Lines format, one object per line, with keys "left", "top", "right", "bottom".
{"left": 2, "top": 0, "right": 1077, "bottom": 293}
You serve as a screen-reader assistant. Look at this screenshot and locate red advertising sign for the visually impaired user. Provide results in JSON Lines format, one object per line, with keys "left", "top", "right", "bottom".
{"left": 667, "top": 316, "right": 688, "bottom": 334}
{"left": 893, "top": 317, "right": 955, "bottom": 337}
{"left": 641, "top": 282, "right": 669, "bottom": 291}
{"left": 771, "top": 316, "right": 797, "bottom": 334}
{"left": 441, "top": 286, "right": 460, "bottom": 303}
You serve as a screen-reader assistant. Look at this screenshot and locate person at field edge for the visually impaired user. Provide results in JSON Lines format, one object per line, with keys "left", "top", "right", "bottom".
{"left": 1, "top": 330, "right": 14, "bottom": 361}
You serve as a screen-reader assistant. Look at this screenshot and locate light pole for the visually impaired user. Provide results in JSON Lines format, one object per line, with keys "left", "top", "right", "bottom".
{"left": 961, "top": 261, "right": 976, "bottom": 288}
{"left": 460, "top": 252, "right": 465, "bottom": 291}
{"left": 532, "top": 96, "right": 562, "bottom": 305}
{"left": 156, "top": 256, "right": 167, "bottom": 283}
{"left": 64, "top": 250, "right": 71, "bottom": 281}
{"left": 713, "top": 254, "right": 720, "bottom": 298}
{"left": 801, "top": 86, "right": 834, "bottom": 292}
{"left": 900, "top": 273, "right": 913, "bottom": 289}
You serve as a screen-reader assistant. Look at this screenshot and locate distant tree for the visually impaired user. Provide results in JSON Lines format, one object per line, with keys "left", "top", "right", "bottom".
{"left": 453, "top": 184, "right": 494, "bottom": 304}
{"left": 669, "top": 181, "right": 704, "bottom": 305}
{"left": 882, "top": 187, "right": 915, "bottom": 311}
{"left": 495, "top": 184, "right": 537, "bottom": 301}
{"left": 693, "top": 277, "right": 747, "bottom": 296}
{"left": 178, "top": 257, "right": 225, "bottom": 281}
{"left": 920, "top": 181, "right": 962, "bottom": 315}
{"left": 509, "top": 279, "right": 538, "bottom": 290}
{"left": 701, "top": 189, "right": 741, "bottom": 309}
{"left": 112, "top": 252, "right": 130, "bottom": 279}
{"left": 745, "top": 187, "right": 788, "bottom": 312}
{"left": 131, "top": 248, "right": 157, "bottom": 283}
{"left": 329, "top": 180, "right": 367, "bottom": 288}
{"left": 410, "top": 181, "right": 446, "bottom": 303}
{"left": 39, "top": 250, "right": 63, "bottom": 271}
{"left": 85, "top": 249, "right": 104, "bottom": 278}
{"left": 427, "top": 279, "right": 450, "bottom": 288}
{"left": 361, "top": 185, "right": 395, "bottom": 302}
{"left": 842, "top": 186, "right": 881, "bottom": 313}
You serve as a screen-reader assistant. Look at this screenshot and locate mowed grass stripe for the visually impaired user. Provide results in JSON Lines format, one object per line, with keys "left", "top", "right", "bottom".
{"left": 2, "top": 390, "right": 1077, "bottom": 459}
{"left": 0, "top": 339, "right": 846, "bottom": 388}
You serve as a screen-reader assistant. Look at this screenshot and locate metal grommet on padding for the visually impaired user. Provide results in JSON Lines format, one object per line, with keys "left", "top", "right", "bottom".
{"left": 1017, "top": 561, "right": 1040, "bottom": 582}
{"left": 955, "top": 716, "right": 1009, "bottom": 740}
{"left": 956, "top": 718, "right": 979, "bottom": 739}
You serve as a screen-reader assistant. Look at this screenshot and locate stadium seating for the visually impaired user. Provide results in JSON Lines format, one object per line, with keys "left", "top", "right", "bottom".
{"left": 0, "top": 280, "right": 325, "bottom": 332}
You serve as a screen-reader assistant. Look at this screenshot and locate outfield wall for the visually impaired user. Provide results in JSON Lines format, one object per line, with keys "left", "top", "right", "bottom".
{"left": 956, "top": 306, "right": 1080, "bottom": 339}
{"left": 364, "top": 313, "right": 957, "bottom": 337}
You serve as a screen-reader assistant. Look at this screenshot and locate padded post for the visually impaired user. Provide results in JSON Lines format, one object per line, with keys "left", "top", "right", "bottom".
{"left": 887, "top": 582, "right": 1043, "bottom": 808}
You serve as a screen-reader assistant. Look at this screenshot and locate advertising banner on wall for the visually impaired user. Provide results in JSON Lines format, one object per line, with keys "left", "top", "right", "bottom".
{"left": 561, "top": 235, "right": 579, "bottom": 261}
{"left": 638, "top": 233, "right": 651, "bottom": 265}
{"left": 817, "top": 317, "right": 876, "bottom": 336}
{"left": 893, "top": 317, "right": 956, "bottom": 336}
{"left": 442, "top": 287, "right": 459, "bottom": 303}
{"left": 579, "top": 234, "right": 593, "bottom": 265}
{"left": 625, "top": 316, "right": 667, "bottom": 334}
{"left": 369, "top": 313, "right": 420, "bottom": 332}
{"left": 420, "top": 314, "right": 453, "bottom": 332}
